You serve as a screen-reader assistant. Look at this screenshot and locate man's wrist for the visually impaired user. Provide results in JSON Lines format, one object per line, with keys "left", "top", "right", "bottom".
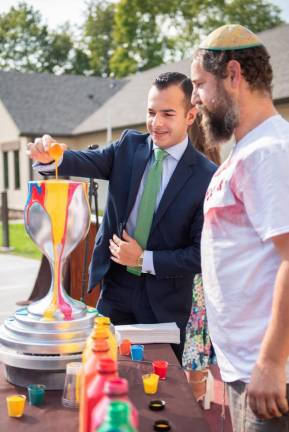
{"left": 257, "top": 354, "right": 287, "bottom": 368}
{"left": 40, "top": 160, "right": 55, "bottom": 165}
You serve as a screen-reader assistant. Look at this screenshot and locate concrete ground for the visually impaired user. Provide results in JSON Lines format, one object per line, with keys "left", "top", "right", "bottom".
{"left": 0, "top": 254, "right": 39, "bottom": 322}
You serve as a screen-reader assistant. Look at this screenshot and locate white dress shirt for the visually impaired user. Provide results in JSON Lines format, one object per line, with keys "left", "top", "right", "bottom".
{"left": 126, "top": 136, "right": 189, "bottom": 275}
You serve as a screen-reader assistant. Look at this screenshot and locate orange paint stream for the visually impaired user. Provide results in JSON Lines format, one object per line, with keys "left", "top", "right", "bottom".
{"left": 48, "top": 143, "right": 64, "bottom": 180}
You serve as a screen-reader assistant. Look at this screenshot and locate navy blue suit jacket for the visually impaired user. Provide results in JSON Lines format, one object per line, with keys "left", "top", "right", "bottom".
{"left": 57, "top": 129, "right": 217, "bottom": 326}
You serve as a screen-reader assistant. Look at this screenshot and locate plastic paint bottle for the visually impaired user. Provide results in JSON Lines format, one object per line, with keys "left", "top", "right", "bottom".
{"left": 90, "top": 377, "right": 138, "bottom": 432}
{"left": 96, "top": 401, "right": 137, "bottom": 432}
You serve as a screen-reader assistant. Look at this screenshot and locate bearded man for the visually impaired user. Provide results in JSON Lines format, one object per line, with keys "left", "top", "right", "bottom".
{"left": 191, "top": 24, "right": 289, "bottom": 431}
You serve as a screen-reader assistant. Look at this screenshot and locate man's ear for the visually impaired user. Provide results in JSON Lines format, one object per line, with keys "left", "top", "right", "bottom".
{"left": 186, "top": 106, "right": 198, "bottom": 125}
{"left": 227, "top": 60, "right": 242, "bottom": 88}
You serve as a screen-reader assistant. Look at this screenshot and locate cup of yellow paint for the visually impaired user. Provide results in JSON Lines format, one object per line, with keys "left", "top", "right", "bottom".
{"left": 6, "top": 394, "right": 26, "bottom": 417}
{"left": 142, "top": 373, "right": 159, "bottom": 395}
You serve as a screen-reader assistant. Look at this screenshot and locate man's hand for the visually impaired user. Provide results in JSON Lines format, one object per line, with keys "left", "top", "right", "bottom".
{"left": 248, "top": 233, "right": 289, "bottom": 420}
{"left": 26, "top": 134, "right": 67, "bottom": 163}
{"left": 248, "top": 361, "right": 288, "bottom": 419}
{"left": 109, "top": 230, "right": 143, "bottom": 266}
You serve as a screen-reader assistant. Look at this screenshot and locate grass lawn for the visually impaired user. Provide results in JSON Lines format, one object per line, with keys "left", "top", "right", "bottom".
{"left": 0, "top": 222, "right": 41, "bottom": 260}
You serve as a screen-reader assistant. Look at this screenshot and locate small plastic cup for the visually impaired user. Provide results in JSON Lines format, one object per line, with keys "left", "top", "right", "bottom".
{"left": 130, "top": 344, "right": 144, "bottom": 361}
{"left": 27, "top": 384, "right": 46, "bottom": 406}
{"left": 62, "top": 362, "right": 82, "bottom": 408}
{"left": 142, "top": 373, "right": 159, "bottom": 394}
{"left": 152, "top": 360, "right": 169, "bottom": 380}
{"left": 48, "top": 142, "right": 64, "bottom": 160}
{"left": 119, "top": 339, "right": 131, "bottom": 356}
{"left": 6, "top": 395, "right": 26, "bottom": 417}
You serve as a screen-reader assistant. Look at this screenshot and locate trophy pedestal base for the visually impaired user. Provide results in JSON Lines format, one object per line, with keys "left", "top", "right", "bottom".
{"left": 4, "top": 365, "right": 66, "bottom": 390}
{"left": 0, "top": 344, "right": 83, "bottom": 390}
{"left": 0, "top": 306, "right": 98, "bottom": 389}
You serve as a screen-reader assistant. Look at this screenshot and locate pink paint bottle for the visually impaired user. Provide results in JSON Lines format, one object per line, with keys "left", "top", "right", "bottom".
{"left": 90, "top": 377, "right": 138, "bottom": 432}
{"left": 85, "top": 358, "right": 118, "bottom": 432}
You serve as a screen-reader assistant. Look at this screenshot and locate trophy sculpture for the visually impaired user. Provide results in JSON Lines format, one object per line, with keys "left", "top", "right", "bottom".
{"left": 0, "top": 179, "right": 98, "bottom": 389}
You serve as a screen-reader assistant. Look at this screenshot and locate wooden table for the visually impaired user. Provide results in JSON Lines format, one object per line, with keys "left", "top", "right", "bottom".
{"left": 0, "top": 344, "right": 210, "bottom": 432}
{"left": 69, "top": 220, "right": 100, "bottom": 307}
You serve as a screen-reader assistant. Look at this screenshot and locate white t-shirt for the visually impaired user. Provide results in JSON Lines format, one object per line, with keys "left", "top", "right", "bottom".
{"left": 201, "top": 115, "right": 289, "bottom": 383}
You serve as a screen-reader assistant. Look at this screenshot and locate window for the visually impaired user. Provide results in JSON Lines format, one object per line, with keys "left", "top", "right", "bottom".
{"left": 3, "top": 151, "right": 9, "bottom": 189}
{"left": 13, "top": 150, "right": 20, "bottom": 189}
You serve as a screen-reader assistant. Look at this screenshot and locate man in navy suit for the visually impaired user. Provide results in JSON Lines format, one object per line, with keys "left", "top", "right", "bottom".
{"left": 27, "top": 72, "right": 216, "bottom": 360}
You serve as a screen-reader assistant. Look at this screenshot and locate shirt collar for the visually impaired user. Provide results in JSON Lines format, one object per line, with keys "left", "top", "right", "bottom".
{"left": 153, "top": 135, "right": 188, "bottom": 161}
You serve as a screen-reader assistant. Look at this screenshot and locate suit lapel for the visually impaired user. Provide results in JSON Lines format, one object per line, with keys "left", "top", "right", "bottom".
{"left": 150, "top": 142, "right": 196, "bottom": 233}
{"left": 125, "top": 135, "right": 152, "bottom": 220}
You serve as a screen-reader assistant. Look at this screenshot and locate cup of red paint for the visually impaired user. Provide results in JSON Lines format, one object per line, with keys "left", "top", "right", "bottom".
{"left": 152, "top": 360, "right": 168, "bottom": 380}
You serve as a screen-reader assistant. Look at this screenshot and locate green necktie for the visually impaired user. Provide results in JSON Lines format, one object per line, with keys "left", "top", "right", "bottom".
{"left": 127, "top": 148, "right": 168, "bottom": 276}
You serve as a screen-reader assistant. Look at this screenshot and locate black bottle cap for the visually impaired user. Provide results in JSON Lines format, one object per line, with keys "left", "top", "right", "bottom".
{"left": 153, "top": 419, "right": 171, "bottom": 431}
{"left": 149, "top": 399, "right": 166, "bottom": 411}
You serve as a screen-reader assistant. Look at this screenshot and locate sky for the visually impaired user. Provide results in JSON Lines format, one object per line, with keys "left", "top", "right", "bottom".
{"left": 0, "top": 0, "right": 289, "bottom": 29}
{"left": 0, "top": 0, "right": 89, "bottom": 28}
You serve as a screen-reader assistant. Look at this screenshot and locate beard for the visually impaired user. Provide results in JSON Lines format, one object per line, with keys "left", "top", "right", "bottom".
{"left": 198, "top": 83, "right": 239, "bottom": 148}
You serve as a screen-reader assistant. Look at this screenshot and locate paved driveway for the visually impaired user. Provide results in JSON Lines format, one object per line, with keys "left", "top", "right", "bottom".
{"left": 0, "top": 254, "right": 39, "bottom": 322}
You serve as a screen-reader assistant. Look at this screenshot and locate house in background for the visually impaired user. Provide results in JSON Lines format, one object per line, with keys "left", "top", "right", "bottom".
{"left": 0, "top": 72, "right": 124, "bottom": 215}
{"left": 1, "top": 24, "right": 289, "bottom": 215}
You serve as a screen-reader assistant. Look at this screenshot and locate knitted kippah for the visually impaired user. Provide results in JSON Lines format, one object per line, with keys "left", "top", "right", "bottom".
{"left": 199, "top": 24, "right": 263, "bottom": 51}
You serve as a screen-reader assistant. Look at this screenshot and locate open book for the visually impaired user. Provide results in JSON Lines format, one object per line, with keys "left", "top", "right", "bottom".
{"left": 115, "top": 322, "right": 180, "bottom": 345}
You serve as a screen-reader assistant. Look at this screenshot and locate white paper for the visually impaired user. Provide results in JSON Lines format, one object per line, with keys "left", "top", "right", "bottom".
{"left": 115, "top": 322, "right": 180, "bottom": 344}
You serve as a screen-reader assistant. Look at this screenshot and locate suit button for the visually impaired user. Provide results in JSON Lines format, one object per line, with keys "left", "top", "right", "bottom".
{"left": 147, "top": 270, "right": 151, "bottom": 274}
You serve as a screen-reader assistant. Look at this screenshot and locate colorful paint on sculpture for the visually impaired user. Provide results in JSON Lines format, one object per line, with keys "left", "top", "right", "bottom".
{"left": 25, "top": 180, "right": 89, "bottom": 321}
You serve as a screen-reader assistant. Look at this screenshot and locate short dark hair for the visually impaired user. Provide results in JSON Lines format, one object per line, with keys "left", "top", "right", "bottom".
{"left": 194, "top": 46, "right": 273, "bottom": 96}
{"left": 153, "top": 72, "right": 193, "bottom": 110}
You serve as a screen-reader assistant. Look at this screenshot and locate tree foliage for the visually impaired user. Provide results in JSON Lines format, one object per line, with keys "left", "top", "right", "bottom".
{"left": 0, "top": 2, "right": 88, "bottom": 74}
{"left": 170, "top": 0, "right": 284, "bottom": 55}
{"left": 0, "top": 0, "right": 284, "bottom": 77}
{"left": 110, "top": 0, "right": 283, "bottom": 77}
{"left": 109, "top": 0, "right": 172, "bottom": 77}
{"left": 0, "top": 2, "right": 48, "bottom": 72}
{"left": 84, "top": 0, "right": 115, "bottom": 76}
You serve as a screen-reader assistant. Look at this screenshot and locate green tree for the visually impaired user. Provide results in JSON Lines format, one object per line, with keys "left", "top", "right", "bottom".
{"left": 110, "top": 0, "right": 176, "bottom": 77}
{"left": 84, "top": 0, "right": 116, "bottom": 76}
{"left": 0, "top": 0, "right": 284, "bottom": 78}
{"left": 110, "top": 0, "right": 284, "bottom": 77}
{"left": 0, "top": 2, "right": 89, "bottom": 74}
{"left": 42, "top": 28, "right": 73, "bottom": 73}
{"left": 172, "top": 0, "right": 284, "bottom": 55}
{"left": 0, "top": 2, "right": 48, "bottom": 72}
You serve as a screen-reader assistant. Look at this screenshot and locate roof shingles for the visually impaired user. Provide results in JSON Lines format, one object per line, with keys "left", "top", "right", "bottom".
{"left": 0, "top": 71, "right": 124, "bottom": 136}
{"left": 1, "top": 24, "right": 288, "bottom": 137}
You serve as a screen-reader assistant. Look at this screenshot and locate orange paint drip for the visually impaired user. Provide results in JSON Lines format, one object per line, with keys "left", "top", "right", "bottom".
{"left": 48, "top": 143, "right": 64, "bottom": 181}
